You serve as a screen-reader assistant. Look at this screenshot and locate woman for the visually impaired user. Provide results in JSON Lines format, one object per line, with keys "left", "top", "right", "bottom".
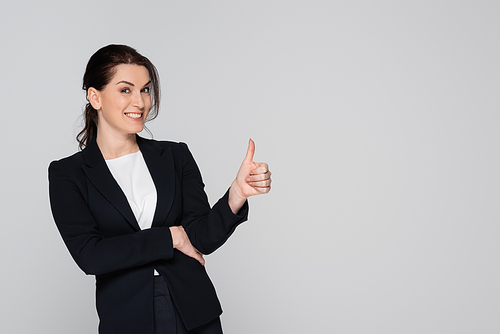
{"left": 49, "top": 44, "right": 271, "bottom": 334}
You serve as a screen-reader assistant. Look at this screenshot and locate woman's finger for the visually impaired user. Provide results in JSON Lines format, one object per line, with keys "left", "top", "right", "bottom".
{"left": 249, "top": 163, "right": 269, "bottom": 175}
{"left": 246, "top": 171, "right": 271, "bottom": 182}
{"left": 170, "top": 226, "right": 206, "bottom": 266}
{"left": 247, "top": 180, "right": 272, "bottom": 188}
{"left": 191, "top": 249, "right": 205, "bottom": 266}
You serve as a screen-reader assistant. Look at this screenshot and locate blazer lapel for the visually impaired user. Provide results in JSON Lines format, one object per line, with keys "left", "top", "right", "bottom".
{"left": 81, "top": 136, "right": 140, "bottom": 231}
{"left": 137, "top": 136, "right": 176, "bottom": 227}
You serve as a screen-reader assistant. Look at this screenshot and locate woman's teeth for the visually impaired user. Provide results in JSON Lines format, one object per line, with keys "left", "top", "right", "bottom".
{"left": 125, "top": 113, "right": 142, "bottom": 119}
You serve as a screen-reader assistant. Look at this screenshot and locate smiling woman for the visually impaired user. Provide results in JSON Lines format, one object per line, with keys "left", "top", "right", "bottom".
{"left": 48, "top": 45, "right": 272, "bottom": 334}
{"left": 77, "top": 45, "right": 160, "bottom": 152}
{"left": 87, "top": 64, "right": 152, "bottom": 159}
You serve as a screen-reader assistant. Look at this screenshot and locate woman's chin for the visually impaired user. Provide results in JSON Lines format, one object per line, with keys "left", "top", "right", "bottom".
{"left": 129, "top": 124, "right": 145, "bottom": 134}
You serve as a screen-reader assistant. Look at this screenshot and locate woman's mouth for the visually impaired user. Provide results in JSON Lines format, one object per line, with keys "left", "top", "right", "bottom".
{"left": 125, "top": 113, "right": 142, "bottom": 119}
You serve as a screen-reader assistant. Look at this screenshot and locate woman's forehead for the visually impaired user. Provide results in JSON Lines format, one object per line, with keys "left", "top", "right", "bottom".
{"left": 110, "top": 64, "right": 150, "bottom": 84}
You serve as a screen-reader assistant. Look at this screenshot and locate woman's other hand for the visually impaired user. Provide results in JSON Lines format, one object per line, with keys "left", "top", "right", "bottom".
{"left": 228, "top": 139, "right": 272, "bottom": 214}
{"left": 169, "top": 226, "right": 205, "bottom": 265}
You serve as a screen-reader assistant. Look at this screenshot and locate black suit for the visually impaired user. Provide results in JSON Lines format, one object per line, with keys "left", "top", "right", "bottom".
{"left": 49, "top": 135, "right": 248, "bottom": 333}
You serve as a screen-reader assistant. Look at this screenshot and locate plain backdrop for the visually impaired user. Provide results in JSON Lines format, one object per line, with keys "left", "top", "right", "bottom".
{"left": 1, "top": 1, "right": 499, "bottom": 333}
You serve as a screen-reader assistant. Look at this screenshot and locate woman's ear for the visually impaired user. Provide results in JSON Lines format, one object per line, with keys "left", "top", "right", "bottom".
{"left": 88, "top": 88, "right": 101, "bottom": 110}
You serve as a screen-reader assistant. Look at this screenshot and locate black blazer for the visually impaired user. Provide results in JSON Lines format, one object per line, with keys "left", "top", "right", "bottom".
{"left": 49, "top": 135, "right": 248, "bottom": 333}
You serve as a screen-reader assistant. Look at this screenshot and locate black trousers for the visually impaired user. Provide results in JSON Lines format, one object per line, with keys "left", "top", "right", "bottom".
{"left": 153, "top": 275, "right": 223, "bottom": 334}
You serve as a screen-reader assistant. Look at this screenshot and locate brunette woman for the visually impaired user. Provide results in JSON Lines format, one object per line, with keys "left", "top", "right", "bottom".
{"left": 49, "top": 44, "right": 271, "bottom": 334}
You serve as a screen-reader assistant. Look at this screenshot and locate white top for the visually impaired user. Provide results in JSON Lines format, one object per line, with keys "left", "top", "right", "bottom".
{"left": 106, "top": 151, "right": 159, "bottom": 275}
{"left": 105, "top": 151, "right": 157, "bottom": 230}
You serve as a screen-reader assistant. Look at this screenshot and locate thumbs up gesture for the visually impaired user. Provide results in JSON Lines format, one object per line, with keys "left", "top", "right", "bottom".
{"left": 228, "top": 139, "right": 272, "bottom": 214}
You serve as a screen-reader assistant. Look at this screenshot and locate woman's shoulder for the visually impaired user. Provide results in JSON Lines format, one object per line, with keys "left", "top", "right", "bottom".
{"left": 138, "top": 136, "right": 191, "bottom": 154}
{"left": 48, "top": 151, "right": 85, "bottom": 174}
{"left": 50, "top": 150, "right": 84, "bottom": 167}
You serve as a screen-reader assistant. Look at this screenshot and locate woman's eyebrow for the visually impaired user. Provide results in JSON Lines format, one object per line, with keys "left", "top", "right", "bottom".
{"left": 116, "top": 80, "right": 134, "bottom": 86}
{"left": 115, "top": 80, "right": 151, "bottom": 87}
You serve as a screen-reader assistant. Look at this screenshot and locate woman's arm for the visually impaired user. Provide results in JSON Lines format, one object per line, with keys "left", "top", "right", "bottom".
{"left": 179, "top": 140, "right": 271, "bottom": 255}
{"left": 49, "top": 160, "right": 175, "bottom": 276}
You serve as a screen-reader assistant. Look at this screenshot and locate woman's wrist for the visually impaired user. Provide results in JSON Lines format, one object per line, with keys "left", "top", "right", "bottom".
{"left": 169, "top": 226, "right": 182, "bottom": 248}
{"left": 228, "top": 181, "right": 247, "bottom": 214}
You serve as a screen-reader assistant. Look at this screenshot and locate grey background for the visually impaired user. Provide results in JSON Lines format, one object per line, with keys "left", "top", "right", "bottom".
{"left": 1, "top": 1, "right": 499, "bottom": 333}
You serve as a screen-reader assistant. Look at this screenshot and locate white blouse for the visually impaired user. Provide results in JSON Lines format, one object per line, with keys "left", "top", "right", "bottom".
{"left": 105, "top": 151, "right": 157, "bottom": 230}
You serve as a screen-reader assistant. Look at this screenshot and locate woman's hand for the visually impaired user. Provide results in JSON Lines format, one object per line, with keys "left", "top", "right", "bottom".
{"left": 169, "top": 226, "right": 205, "bottom": 266}
{"left": 228, "top": 139, "right": 272, "bottom": 214}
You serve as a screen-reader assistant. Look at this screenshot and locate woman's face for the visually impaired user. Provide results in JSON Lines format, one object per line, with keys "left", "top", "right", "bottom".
{"left": 92, "top": 64, "right": 152, "bottom": 137}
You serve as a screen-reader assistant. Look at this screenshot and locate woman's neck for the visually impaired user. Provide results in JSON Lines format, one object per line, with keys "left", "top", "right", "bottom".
{"left": 96, "top": 130, "right": 139, "bottom": 160}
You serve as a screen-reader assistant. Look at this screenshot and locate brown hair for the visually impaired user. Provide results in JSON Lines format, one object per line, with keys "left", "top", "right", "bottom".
{"left": 77, "top": 44, "right": 160, "bottom": 149}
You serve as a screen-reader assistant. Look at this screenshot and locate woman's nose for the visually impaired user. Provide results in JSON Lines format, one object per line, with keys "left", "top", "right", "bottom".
{"left": 132, "top": 91, "right": 145, "bottom": 109}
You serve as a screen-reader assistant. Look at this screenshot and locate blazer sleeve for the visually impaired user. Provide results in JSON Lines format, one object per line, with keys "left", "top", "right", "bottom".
{"left": 48, "top": 160, "right": 174, "bottom": 276}
{"left": 178, "top": 142, "right": 249, "bottom": 254}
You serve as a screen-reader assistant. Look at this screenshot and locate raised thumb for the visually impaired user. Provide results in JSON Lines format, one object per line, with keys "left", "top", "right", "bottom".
{"left": 244, "top": 138, "right": 255, "bottom": 162}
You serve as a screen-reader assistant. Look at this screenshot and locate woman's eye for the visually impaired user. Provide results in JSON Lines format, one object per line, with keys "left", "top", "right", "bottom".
{"left": 142, "top": 87, "right": 150, "bottom": 93}
{"left": 121, "top": 88, "right": 130, "bottom": 93}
